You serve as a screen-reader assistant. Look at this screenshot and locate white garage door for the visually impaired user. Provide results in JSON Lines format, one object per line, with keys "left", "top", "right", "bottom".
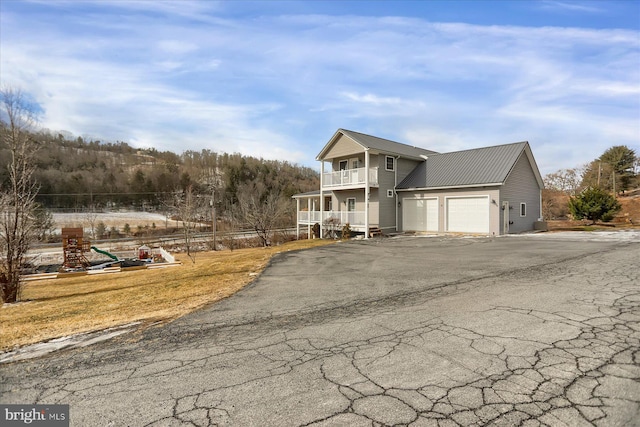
{"left": 446, "top": 196, "right": 489, "bottom": 233}
{"left": 403, "top": 198, "right": 438, "bottom": 231}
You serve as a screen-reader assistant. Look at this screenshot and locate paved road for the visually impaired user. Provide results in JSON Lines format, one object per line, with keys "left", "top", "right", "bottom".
{"left": 1, "top": 232, "right": 639, "bottom": 426}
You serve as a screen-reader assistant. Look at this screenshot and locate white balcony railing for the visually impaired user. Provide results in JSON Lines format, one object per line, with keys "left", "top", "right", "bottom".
{"left": 297, "top": 211, "right": 366, "bottom": 227}
{"left": 322, "top": 167, "right": 378, "bottom": 188}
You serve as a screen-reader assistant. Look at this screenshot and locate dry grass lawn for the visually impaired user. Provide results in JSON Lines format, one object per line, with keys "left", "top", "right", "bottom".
{"left": 1, "top": 239, "right": 335, "bottom": 351}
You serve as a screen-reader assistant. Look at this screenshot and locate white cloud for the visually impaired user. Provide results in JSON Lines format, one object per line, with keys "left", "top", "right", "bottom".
{"left": 341, "top": 92, "right": 404, "bottom": 106}
{"left": 539, "top": 1, "right": 604, "bottom": 13}
{"left": 1, "top": 5, "right": 638, "bottom": 174}
{"left": 156, "top": 40, "right": 199, "bottom": 55}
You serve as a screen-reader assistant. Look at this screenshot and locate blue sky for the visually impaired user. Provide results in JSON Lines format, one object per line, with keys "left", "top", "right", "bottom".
{"left": 1, "top": 0, "right": 639, "bottom": 175}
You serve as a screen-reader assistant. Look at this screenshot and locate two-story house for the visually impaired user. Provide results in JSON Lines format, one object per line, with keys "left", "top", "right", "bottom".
{"left": 294, "top": 129, "right": 544, "bottom": 238}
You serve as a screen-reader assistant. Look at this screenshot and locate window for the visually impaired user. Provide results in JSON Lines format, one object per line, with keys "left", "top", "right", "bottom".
{"left": 520, "top": 203, "right": 526, "bottom": 217}
{"left": 387, "top": 189, "right": 394, "bottom": 198}
{"left": 339, "top": 160, "right": 348, "bottom": 171}
{"left": 385, "top": 156, "right": 395, "bottom": 171}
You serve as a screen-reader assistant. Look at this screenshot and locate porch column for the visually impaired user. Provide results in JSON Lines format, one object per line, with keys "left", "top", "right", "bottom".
{"left": 296, "top": 198, "right": 300, "bottom": 239}
{"left": 307, "top": 198, "right": 311, "bottom": 239}
{"left": 320, "top": 161, "right": 324, "bottom": 238}
{"left": 365, "top": 149, "right": 370, "bottom": 239}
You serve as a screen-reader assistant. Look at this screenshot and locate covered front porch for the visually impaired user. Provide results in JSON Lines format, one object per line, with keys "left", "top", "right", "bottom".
{"left": 293, "top": 191, "right": 374, "bottom": 238}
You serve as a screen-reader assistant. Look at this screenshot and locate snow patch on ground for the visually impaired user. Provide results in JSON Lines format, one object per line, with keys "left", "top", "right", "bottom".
{"left": 514, "top": 230, "right": 640, "bottom": 242}
{"left": 0, "top": 322, "right": 141, "bottom": 363}
{"left": 52, "top": 211, "right": 169, "bottom": 234}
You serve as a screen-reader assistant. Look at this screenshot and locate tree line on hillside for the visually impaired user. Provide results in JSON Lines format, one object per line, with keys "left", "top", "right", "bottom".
{"left": 0, "top": 112, "right": 319, "bottom": 239}
{"left": 543, "top": 145, "right": 639, "bottom": 221}
{"left": 0, "top": 86, "right": 320, "bottom": 302}
{"left": 0, "top": 127, "right": 318, "bottom": 213}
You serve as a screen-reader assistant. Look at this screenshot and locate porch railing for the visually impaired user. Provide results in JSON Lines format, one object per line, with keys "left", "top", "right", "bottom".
{"left": 322, "top": 167, "right": 378, "bottom": 188}
{"left": 297, "top": 211, "right": 321, "bottom": 224}
{"left": 298, "top": 211, "right": 366, "bottom": 227}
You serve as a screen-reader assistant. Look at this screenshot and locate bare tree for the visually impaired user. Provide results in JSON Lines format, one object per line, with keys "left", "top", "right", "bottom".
{"left": 33, "top": 204, "right": 55, "bottom": 242}
{"left": 85, "top": 203, "right": 99, "bottom": 239}
{"left": 224, "top": 201, "right": 238, "bottom": 251}
{"left": 200, "top": 164, "right": 223, "bottom": 251}
{"left": 175, "top": 185, "right": 202, "bottom": 263}
{"left": 0, "top": 87, "right": 40, "bottom": 303}
{"left": 543, "top": 167, "right": 583, "bottom": 196}
{"left": 236, "top": 181, "right": 288, "bottom": 247}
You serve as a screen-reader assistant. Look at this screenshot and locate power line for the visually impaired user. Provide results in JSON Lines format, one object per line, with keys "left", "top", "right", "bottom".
{"left": 36, "top": 192, "right": 177, "bottom": 196}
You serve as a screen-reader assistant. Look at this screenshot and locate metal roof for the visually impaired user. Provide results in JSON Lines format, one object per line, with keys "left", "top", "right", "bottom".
{"left": 317, "top": 129, "right": 439, "bottom": 160}
{"left": 397, "top": 142, "right": 531, "bottom": 189}
{"left": 291, "top": 190, "right": 320, "bottom": 198}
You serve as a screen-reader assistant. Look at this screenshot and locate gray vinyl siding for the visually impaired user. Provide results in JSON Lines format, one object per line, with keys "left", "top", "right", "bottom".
{"left": 500, "top": 153, "right": 541, "bottom": 233}
{"left": 397, "top": 158, "right": 422, "bottom": 184}
{"left": 330, "top": 154, "right": 365, "bottom": 171}
{"left": 333, "top": 190, "right": 361, "bottom": 212}
{"left": 369, "top": 189, "right": 380, "bottom": 226}
{"left": 375, "top": 157, "right": 426, "bottom": 231}
{"left": 323, "top": 134, "right": 363, "bottom": 159}
{"left": 376, "top": 155, "right": 396, "bottom": 229}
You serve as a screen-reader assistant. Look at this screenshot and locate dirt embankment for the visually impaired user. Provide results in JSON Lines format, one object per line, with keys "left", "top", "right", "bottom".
{"left": 547, "top": 189, "right": 640, "bottom": 231}
{"left": 618, "top": 194, "right": 640, "bottom": 225}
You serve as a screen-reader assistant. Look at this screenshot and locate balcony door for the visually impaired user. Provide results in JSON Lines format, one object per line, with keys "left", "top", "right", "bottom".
{"left": 339, "top": 160, "right": 349, "bottom": 185}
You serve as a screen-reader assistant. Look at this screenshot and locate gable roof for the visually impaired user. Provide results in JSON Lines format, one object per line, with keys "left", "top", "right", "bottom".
{"left": 316, "top": 128, "right": 438, "bottom": 160}
{"left": 397, "top": 141, "right": 544, "bottom": 190}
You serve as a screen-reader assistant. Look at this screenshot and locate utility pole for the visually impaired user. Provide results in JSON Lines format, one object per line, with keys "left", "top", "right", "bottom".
{"left": 612, "top": 170, "right": 616, "bottom": 195}
{"left": 211, "top": 190, "right": 217, "bottom": 251}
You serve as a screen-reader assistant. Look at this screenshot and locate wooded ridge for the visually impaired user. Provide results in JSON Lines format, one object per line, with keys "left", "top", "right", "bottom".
{"left": 0, "top": 124, "right": 319, "bottom": 214}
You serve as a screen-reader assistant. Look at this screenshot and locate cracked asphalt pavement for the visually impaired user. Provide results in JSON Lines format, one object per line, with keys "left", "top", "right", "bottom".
{"left": 1, "top": 232, "right": 639, "bottom": 426}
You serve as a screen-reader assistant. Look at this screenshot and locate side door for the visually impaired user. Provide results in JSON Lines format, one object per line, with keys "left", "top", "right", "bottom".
{"left": 347, "top": 197, "right": 356, "bottom": 224}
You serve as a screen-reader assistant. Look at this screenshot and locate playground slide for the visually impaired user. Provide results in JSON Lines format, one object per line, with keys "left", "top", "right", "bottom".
{"left": 91, "top": 246, "right": 119, "bottom": 261}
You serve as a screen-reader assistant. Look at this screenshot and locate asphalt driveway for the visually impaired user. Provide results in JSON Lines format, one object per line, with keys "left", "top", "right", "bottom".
{"left": 1, "top": 232, "right": 639, "bottom": 426}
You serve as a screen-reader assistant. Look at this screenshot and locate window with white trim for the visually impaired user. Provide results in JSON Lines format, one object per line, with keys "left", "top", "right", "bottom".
{"left": 385, "top": 156, "right": 395, "bottom": 171}
{"left": 520, "top": 202, "right": 526, "bottom": 217}
{"left": 387, "top": 189, "right": 394, "bottom": 198}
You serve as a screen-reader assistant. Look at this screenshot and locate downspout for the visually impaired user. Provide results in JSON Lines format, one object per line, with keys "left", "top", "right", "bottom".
{"left": 320, "top": 161, "right": 324, "bottom": 238}
{"left": 395, "top": 155, "right": 399, "bottom": 232}
{"left": 364, "top": 149, "right": 370, "bottom": 239}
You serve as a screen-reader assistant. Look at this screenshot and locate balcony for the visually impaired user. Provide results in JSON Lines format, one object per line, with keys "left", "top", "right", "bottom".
{"left": 322, "top": 167, "right": 378, "bottom": 188}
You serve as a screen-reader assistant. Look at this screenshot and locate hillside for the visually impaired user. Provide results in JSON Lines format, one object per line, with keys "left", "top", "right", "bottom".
{"left": 618, "top": 191, "right": 640, "bottom": 225}
{"left": 0, "top": 125, "right": 319, "bottom": 216}
{"left": 546, "top": 189, "right": 640, "bottom": 231}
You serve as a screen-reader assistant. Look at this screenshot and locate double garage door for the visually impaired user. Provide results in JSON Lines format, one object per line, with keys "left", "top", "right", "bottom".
{"left": 403, "top": 196, "right": 490, "bottom": 234}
